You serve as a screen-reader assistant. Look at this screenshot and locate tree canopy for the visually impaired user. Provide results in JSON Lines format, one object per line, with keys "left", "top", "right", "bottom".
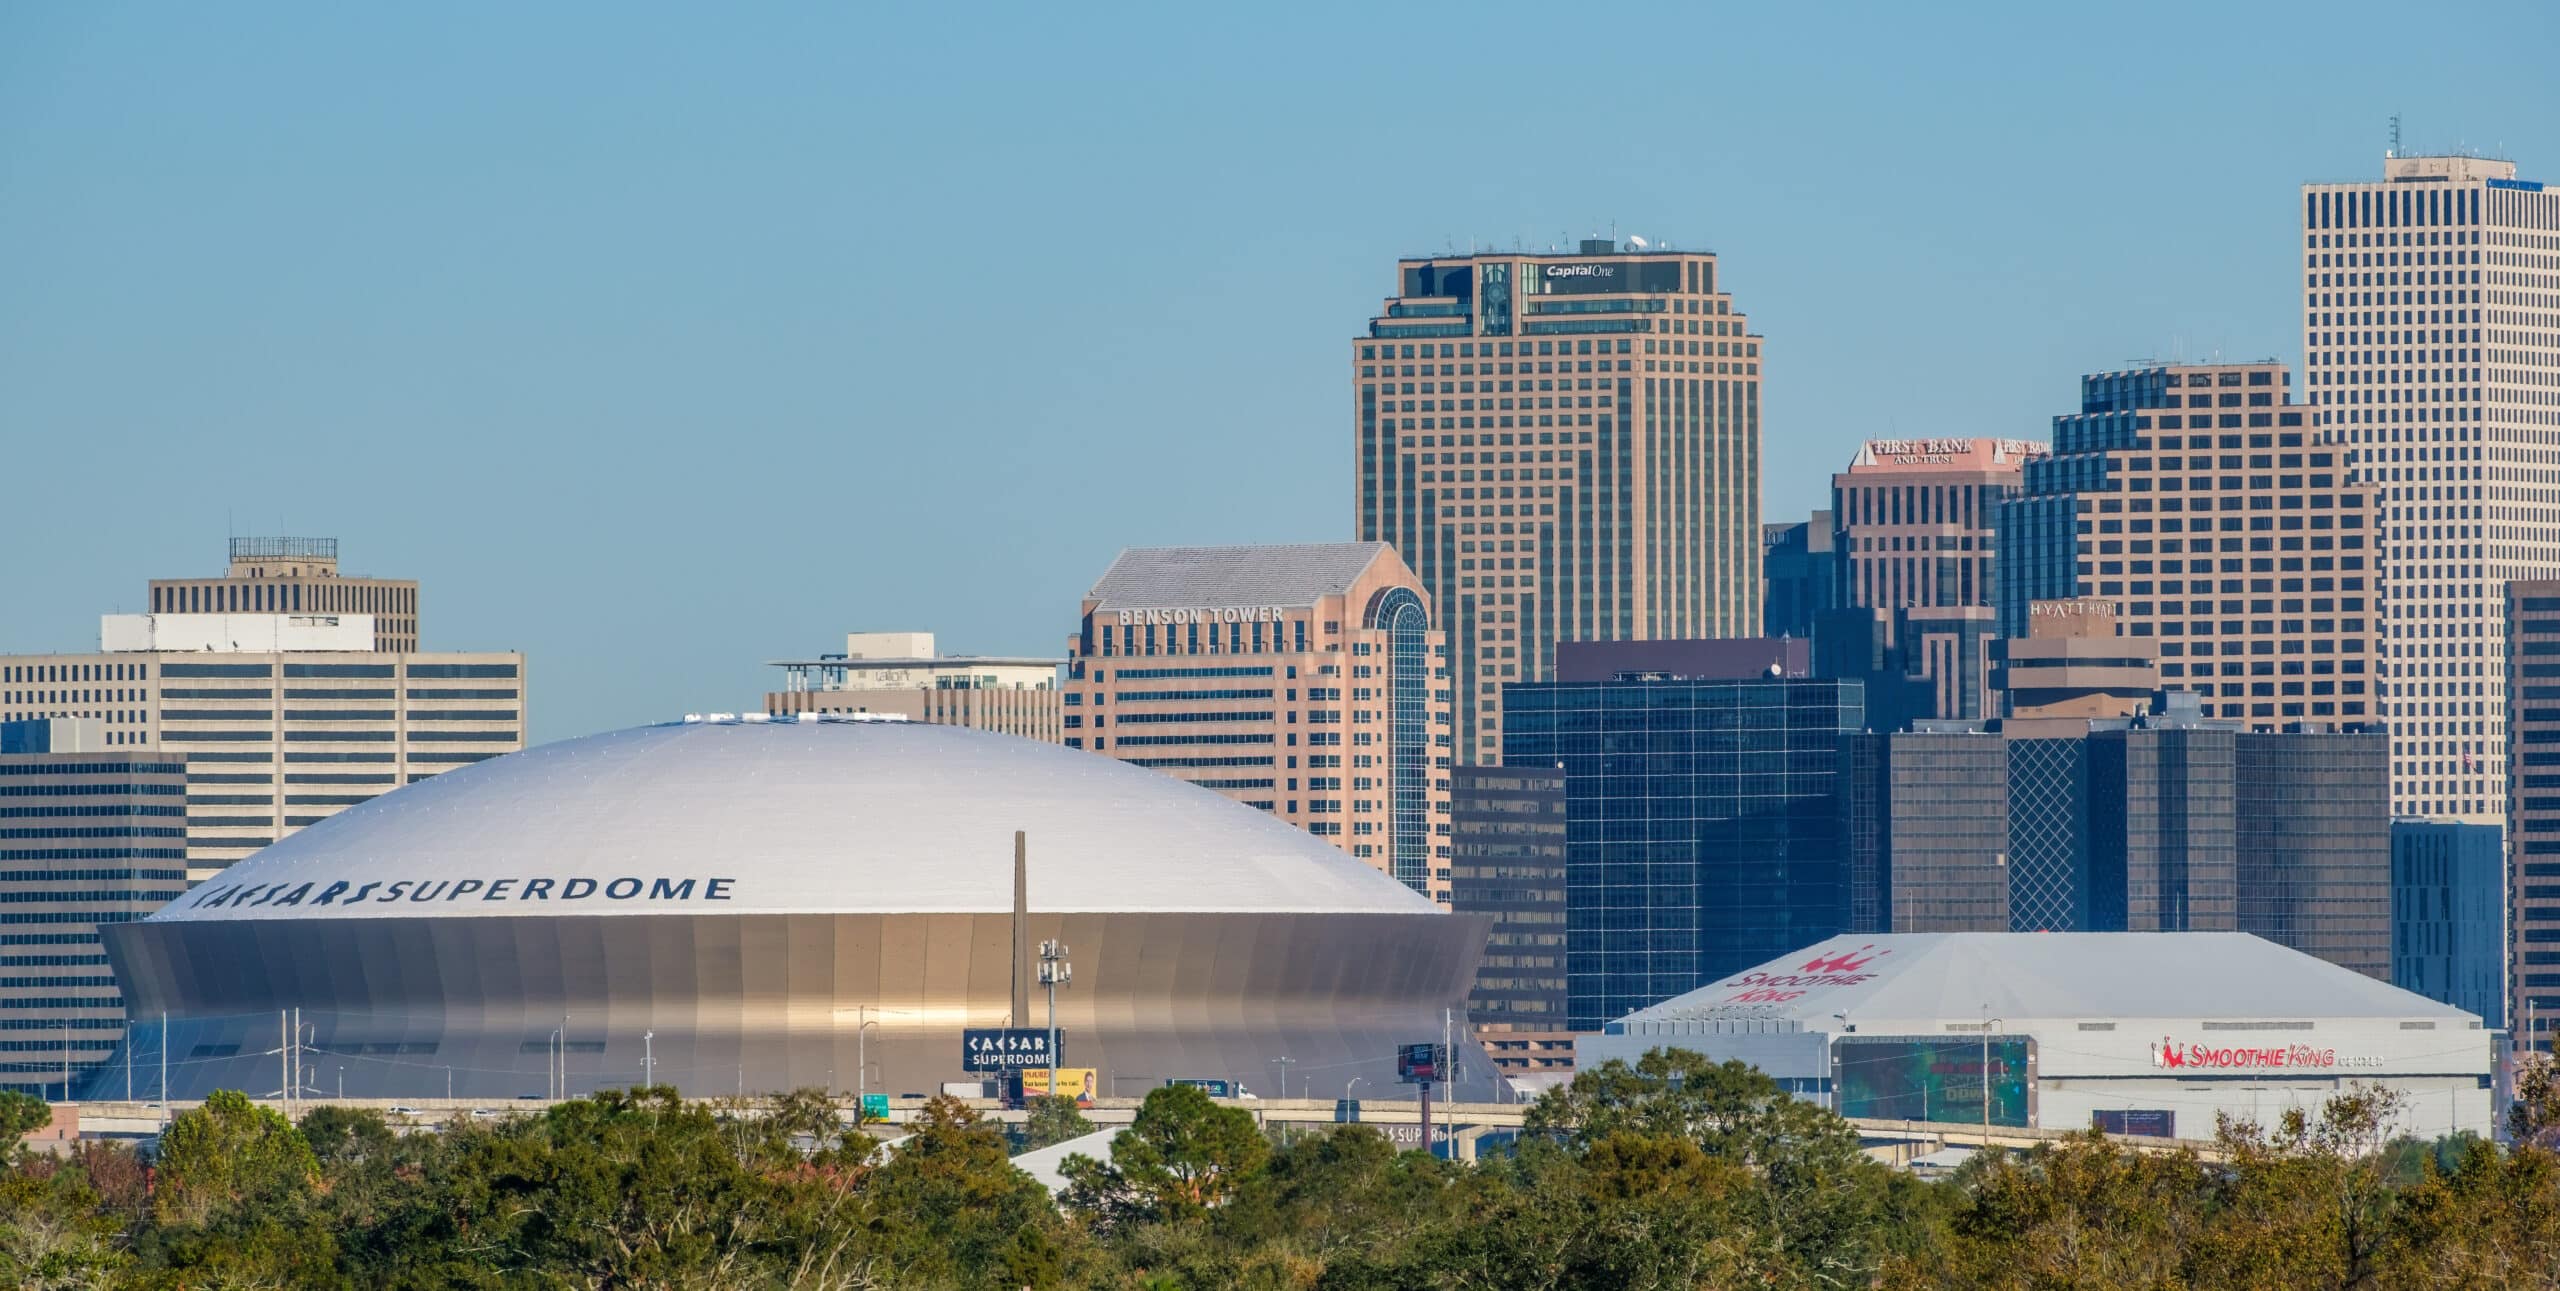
{"left": 0, "top": 1051, "right": 2553, "bottom": 1288}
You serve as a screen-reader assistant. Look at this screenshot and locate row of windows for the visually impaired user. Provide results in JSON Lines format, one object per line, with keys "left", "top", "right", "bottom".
{"left": 0, "top": 762, "right": 181, "bottom": 778}
{"left": 0, "top": 858, "right": 183, "bottom": 872}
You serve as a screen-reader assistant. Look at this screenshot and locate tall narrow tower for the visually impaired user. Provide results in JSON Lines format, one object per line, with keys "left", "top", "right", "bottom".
{"left": 1355, "top": 239, "right": 1764, "bottom": 763}
{"left": 2302, "top": 154, "right": 2558, "bottom": 820}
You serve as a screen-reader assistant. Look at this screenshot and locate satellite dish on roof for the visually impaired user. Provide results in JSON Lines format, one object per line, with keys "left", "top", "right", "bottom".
{"left": 1626, "top": 235, "right": 1649, "bottom": 249}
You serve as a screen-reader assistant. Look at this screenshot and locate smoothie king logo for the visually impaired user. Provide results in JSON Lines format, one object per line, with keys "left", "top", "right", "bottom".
{"left": 1716, "top": 943, "right": 1892, "bottom": 1005}
{"left": 2151, "top": 1037, "right": 2339, "bottom": 1070}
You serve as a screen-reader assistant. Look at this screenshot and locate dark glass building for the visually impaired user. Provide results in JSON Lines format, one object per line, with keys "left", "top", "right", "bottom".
{"left": 2391, "top": 819, "right": 2505, "bottom": 1031}
{"left": 2507, "top": 582, "right": 2560, "bottom": 1052}
{"left": 2236, "top": 731, "right": 2392, "bottom": 979}
{"left": 1851, "top": 698, "right": 2391, "bottom": 979}
{"left": 1503, "top": 677, "right": 1862, "bottom": 1030}
{"left": 1761, "top": 513, "right": 1836, "bottom": 641}
{"left": 1448, "top": 766, "right": 1572, "bottom": 1076}
{"left": 1850, "top": 729, "right": 2010, "bottom": 933}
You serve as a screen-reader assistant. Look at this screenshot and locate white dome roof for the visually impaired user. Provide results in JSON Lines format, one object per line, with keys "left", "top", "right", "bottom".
{"left": 153, "top": 720, "right": 1441, "bottom": 922}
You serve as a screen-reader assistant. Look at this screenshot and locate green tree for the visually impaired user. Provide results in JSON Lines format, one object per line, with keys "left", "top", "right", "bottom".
{"left": 1064, "top": 1083, "right": 1270, "bottom": 1224}
{"left": 295, "top": 1103, "right": 396, "bottom": 1169}
{"left": 1023, "top": 1094, "right": 1097, "bottom": 1150}
{"left": 0, "top": 1152, "right": 133, "bottom": 1289}
{"left": 867, "top": 1094, "right": 1079, "bottom": 1287}
{"left": 0, "top": 1089, "right": 52, "bottom": 1152}
{"left": 150, "top": 1090, "right": 320, "bottom": 1226}
{"left": 1938, "top": 1130, "right": 2213, "bottom": 1289}
{"left": 1521, "top": 1047, "right": 1914, "bottom": 1283}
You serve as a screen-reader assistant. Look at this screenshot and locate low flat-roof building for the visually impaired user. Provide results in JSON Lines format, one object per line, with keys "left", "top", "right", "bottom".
{"left": 1579, "top": 931, "right": 2493, "bottom": 1140}
{"left": 764, "top": 631, "right": 1061, "bottom": 742}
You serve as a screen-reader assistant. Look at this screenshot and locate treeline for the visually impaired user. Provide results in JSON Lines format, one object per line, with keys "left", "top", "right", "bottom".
{"left": 5, "top": 1049, "right": 2560, "bottom": 1288}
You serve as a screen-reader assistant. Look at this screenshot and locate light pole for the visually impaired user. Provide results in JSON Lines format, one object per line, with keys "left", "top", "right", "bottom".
{"left": 1037, "top": 940, "right": 1071, "bottom": 1099}
{"left": 644, "top": 1031, "right": 655, "bottom": 1089}
{"left": 1271, "top": 1056, "right": 1296, "bottom": 1101}
{"left": 858, "top": 1018, "right": 879, "bottom": 1121}
{"left": 1980, "top": 1005, "right": 2003, "bottom": 1149}
{"left": 1344, "top": 1076, "right": 1366, "bottom": 1103}
{"left": 548, "top": 1029, "right": 563, "bottom": 1099}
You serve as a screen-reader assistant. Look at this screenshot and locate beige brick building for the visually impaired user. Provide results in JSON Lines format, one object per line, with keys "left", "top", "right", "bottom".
{"left": 1998, "top": 361, "right": 2376, "bottom": 728}
{"left": 2303, "top": 154, "right": 2560, "bottom": 821}
{"left": 1065, "top": 544, "right": 1453, "bottom": 900}
{"left": 1356, "top": 239, "right": 1763, "bottom": 764}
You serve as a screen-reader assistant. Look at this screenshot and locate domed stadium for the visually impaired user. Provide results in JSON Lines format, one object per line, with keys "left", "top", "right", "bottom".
{"left": 98, "top": 717, "right": 1490, "bottom": 1101}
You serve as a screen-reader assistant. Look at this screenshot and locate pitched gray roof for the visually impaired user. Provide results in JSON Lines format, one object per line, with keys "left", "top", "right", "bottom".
{"left": 1618, "top": 932, "right": 2475, "bottom": 1027}
{"left": 1086, "top": 544, "right": 1392, "bottom": 611}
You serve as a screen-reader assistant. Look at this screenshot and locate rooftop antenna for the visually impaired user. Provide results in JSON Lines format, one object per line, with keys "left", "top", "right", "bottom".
{"left": 2388, "top": 113, "right": 2401, "bottom": 159}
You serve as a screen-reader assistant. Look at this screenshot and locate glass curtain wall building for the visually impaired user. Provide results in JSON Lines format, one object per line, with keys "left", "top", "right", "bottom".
{"left": 1503, "top": 677, "right": 1861, "bottom": 1029}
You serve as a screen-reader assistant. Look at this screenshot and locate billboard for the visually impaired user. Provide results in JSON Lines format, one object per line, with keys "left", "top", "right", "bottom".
{"left": 1834, "top": 1035, "right": 2033, "bottom": 1128}
{"left": 2093, "top": 1109, "right": 2175, "bottom": 1138}
{"left": 1398, "top": 1042, "right": 1449, "bottom": 1084}
{"left": 1167, "top": 1078, "right": 1232, "bottom": 1097}
{"left": 961, "top": 1028, "right": 1062, "bottom": 1071}
{"left": 1021, "top": 1067, "right": 1098, "bottom": 1099}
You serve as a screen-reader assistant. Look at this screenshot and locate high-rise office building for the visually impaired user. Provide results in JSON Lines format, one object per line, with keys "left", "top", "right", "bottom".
{"left": 2303, "top": 154, "right": 2558, "bottom": 820}
{"left": 2507, "top": 581, "right": 2560, "bottom": 1051}
{"left": 7, "top": 538, "right": 523, "bottom": 877}
{"left": 765, "top": 631, "right": 1062, "bottom": 741}
{"left": 1997, "top": 361, "right": 2376, "bottom": 729}
{"left": 149, "top": 538, "right": 420, "bottom": 652}
{"left": 1504, "top": 675, "right": 1859, "bottom": 1030}
{"left": 0, "top": 719, "right": 187, "bottom": 1096}
{"left": 1448, "top": 765, "right": 1574, "bottom": 1079}
{"left": 1, "top": 635, "right": 526, "bottom": 878}
{"left": 1064, "top": 544, "right": 1452, "bottom": 900}
{"left": 1356, "top": 239, "right": 1763, "bottom": 764}
{"left": 1836, "top": 437, "right": 2043, "bottom": 628}
{"left": 1834, "top": 438, "right": 2041, "bottom": 723}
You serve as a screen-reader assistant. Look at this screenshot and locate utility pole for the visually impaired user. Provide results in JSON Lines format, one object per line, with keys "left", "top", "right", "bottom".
{"left": 1272, "top": 1056, "right": 1295, "bottom": 1101}
{"left": 1038, "top": 941, "right": 1071, "bottom": 1099}
{"left": 158, "top": 1011, "right": 166, "bottom": 1111}
{"left": 644, "top": 1031, "right": 655, "bottom": 1088}
{"left": 125, "top": 1020, "right": 133, "bottom": 1102}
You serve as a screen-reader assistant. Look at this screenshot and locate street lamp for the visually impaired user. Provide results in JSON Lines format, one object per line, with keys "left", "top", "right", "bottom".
{"left": 643, "top": 1030, "right": 655, "bottom": 1089}
{"left": 1037, "top": 941, "right": 1072, "bottom": 1099}
{"left": 1344, "top": 1075, "right": 1366, "bottom": 1102}
{"left": 1271, "top": 1056, "right": 1296, "bottom": 1101}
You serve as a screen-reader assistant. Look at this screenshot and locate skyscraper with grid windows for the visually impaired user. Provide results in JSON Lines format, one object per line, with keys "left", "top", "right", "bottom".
{"left": 1355, "top": 239, "right": 1763, "bottom": 764}
{"left": 2303, "top": 153, "right": 2560, "bottom": 820}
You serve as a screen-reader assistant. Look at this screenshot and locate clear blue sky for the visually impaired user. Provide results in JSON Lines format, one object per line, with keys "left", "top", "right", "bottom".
{"left": 4, "top": 2, "right": 2553, "bottom": 742}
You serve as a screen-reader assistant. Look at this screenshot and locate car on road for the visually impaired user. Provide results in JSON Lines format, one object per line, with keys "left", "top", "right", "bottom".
{"left": 469, "top": 1108, "right": 504, "bottom": 1119}
{"left": 387, "top": 1105, "right": 423, "bottom": 1116}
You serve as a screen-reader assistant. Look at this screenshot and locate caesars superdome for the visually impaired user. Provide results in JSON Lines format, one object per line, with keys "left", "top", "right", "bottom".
{"left": 99, "top": 719, "right": 1490, "bottom": 1101}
